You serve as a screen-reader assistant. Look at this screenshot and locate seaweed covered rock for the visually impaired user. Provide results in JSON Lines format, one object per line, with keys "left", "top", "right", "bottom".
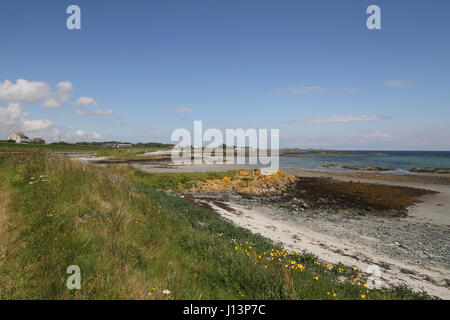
{"left": 323, "top": 164, "right": 392, "bottom": 171}
{"left": 409, "top": 168, "right": 450, "bottom": 174}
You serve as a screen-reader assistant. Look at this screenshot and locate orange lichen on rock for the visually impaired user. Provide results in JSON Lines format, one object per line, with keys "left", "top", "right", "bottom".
{"left": 189, "top": 170, "right": 297, "bottom": 195}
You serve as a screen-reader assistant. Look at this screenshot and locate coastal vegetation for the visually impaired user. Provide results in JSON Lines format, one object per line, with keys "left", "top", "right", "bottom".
{"left": 0, "top": 152, "right": 433, "bottom": 299}
{"left": 0, "top": 141, "right": 172, "bottom": 159}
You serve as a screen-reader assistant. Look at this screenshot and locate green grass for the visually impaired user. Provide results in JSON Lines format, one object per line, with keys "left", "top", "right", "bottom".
{"left": 116, "top": 166, "right": 238, "bottom": 190}
{"left": 0, "top": 142, "right": 169, "bottom": 159}
{"left": 94, "top": 147, "right": 168, "bottom": 159}
{"left": 0, "top": 153, "right": 432, "bottom": 299}
{"left": 0, "top": 142, "right": 100, "bottom": 153}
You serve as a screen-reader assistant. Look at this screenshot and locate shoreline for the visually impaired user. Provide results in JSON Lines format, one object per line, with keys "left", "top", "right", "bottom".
{"left": 125, "top": 160, "right": 450, "bottom": 185}
{"left": 186, "top": 193, "right": 450, "bottom": 299}
{"left": 124, "top": 161, "right": 450, "bottom": 298}
{"left": 72, "top": 149, "right": 450, "bottom": 178}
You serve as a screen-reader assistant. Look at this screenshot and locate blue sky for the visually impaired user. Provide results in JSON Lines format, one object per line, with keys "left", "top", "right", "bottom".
{"left": 1, "top": 0, "right": 449, "bottom": 149}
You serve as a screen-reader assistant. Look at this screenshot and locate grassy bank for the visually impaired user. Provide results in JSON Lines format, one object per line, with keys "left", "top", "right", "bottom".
{"left": 0, "top": 142, "right": 99, "bottom": 153}
{"left": 0, "top": 153, "right": 431, "bottom": 299}
{"left": 116, "top": 166, "right": 239, "bottom": 190}
{"left": 0, "top": 142, "right": 169, "bottom": 159}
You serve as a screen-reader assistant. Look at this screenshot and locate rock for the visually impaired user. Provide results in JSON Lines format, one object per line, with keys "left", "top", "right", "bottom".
{"left": 323, "top": 164, "right": 392, "bottom": 171}
{"left": 409, "top": 167, "right": 450, "bottom": 174}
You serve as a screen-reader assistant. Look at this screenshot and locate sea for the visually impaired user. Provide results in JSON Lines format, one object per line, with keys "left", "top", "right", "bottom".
{"left": 279, "top": 151, "right": 450, "bottom": 174}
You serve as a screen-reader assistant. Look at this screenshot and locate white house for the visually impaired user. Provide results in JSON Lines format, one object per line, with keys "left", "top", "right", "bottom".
{"left": 8, "top": 131, "right": 30, "bottom": 143}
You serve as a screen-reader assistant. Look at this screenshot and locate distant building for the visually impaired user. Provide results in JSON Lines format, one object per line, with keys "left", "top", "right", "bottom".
{"left": 31, "top": 137, "right": 45, "bottom": 144}
{"left": 103, "top": 143, "right": 133, "bottom": 148}
{"left": 115, "top": 143, "right": 133, "bottom": 148}
{"left": 8, "top": 131, "right": 30, "bottom": 143}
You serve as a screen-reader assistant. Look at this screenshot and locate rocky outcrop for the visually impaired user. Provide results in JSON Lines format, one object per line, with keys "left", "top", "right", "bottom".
{"left": 323, "top": 164, "right": 392, "bottom": 171}
{"left": 188, "top": 170, "right": 297, "bottom": 196}
{"left": 409, "top": 168, "right": 450, "bottom": 174}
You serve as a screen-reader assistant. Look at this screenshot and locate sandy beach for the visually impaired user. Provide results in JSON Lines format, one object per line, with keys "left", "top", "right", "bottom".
{"left": 127, "top": 161, "right": 450, "bottom": 299}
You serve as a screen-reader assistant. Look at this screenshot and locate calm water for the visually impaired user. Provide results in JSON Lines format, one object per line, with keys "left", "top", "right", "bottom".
{"left": 279, "top": 151, "right": 450, "bottom": 173}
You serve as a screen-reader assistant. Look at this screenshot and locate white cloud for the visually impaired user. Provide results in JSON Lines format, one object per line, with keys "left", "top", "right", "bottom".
{"left": 0, "top": 102, "right": 104, "bottom": 142}
{"left": 75, "top": 130, "right": 87, "bottom": 137}
{"left": 281, "top": 131, "right": 450, "bottom": 150}
{"left": 22, "top": 119, "right": 53, "bottom": 131}
{"left": 42, "top": 81, "right": 73, "bottom": 108}
{"left": 75, "top": 108, "right": 113, "bottom": 117}
{"left": 175, "top": 106, "right": 191, "bottom": 112}
{"left": 0, "top": 103, "right": 27, "bottom": 127}
{"left": 281, "top": 132, "right": 393, "bottom": 148}
{"left": 269, "top": 86, "right": 329, "bottom": 96}
{"left": 385, "top": 80, "right": 414, "bottom": 88}
{"left": 0, "top": 79, "right": 51, "bottom": 102}
{"left": 363, "top": 132, "right": 392, "bottom": 139}
{"left": 75, "top": 130, "right": 101, "bottom": 139}
{"left": 73, "top": 96, "right": 99, "bottom": 107}
{"left": 0, "top": 79, "right": 73, "bottom": 108}
{"left": 292, "top": 114, "right": 385, "bottom": 124}
{"left": 56, "top": 81, "right": 73, "bottom": 102}
{"left": 0, "top": 103, "right": 53, "bottom": 136}
{"left": 72, "top": 96, "right": 112, "bottom": 116}
{"left": 42, "top": 98, "right": 61, "bottom": 109}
